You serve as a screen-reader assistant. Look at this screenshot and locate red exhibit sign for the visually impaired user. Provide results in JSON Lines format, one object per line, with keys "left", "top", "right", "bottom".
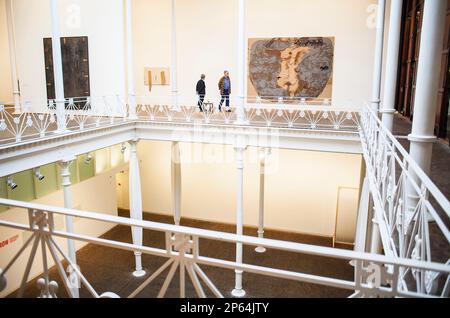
{"left": 0, "top": 234, "right": 19, "bottom": 249}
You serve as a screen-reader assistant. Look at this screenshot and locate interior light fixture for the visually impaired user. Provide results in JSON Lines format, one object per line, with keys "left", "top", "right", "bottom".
{"left": 33, "top": 168, "right": 45, "bottom": 181}
{"left": 84, "top": 153, "right": 93, "bottom": 165}
{"left": 7, "top": 177, "right": 18, "bottom": 190}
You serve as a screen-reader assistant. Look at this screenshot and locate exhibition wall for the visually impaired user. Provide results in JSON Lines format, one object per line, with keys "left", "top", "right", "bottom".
{"left": 0, "top": 0, "right": 126, "bottom": 111}
{"left": 0, "top": 0, "right": 386, "bottom": 108}
{"left": 117, "top": 140, "right": 364, "bottom": 238}
{"left": 133, "top": 0, "right": 382, "bottom": 106}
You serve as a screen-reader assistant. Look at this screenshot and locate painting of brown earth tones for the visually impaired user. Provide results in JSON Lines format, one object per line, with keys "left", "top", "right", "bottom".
{"left": 248, "top": 37, "right": 334, "bottom": 103}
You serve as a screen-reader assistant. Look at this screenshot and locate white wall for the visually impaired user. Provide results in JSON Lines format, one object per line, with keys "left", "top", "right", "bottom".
{"left": 0, "top": 0, "right": 13, "bottom": 103}
{"left": 119, "top": 141, "right": 363, "bottom": 238}
{"left": 0, "top": 170, "right": 119, "bottom": 297}
{"left": 5, "top": 0, "right": 388, "bottom": 109}
{"left": 11, "top": 0, "right": 126, "bottom": 111}
{"left": 132, "top": 0, "right": 381, "bottom": 107}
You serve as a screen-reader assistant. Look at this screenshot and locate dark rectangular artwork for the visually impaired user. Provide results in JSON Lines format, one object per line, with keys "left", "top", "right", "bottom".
{"left": 43, "top": 36, "right": 91, "bottom": 108}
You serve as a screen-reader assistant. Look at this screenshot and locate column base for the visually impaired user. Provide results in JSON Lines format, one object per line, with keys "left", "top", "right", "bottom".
{"left": 255, "top": 246, "right": 266, "bottom": 253}
{"left": 132, "top": 269, "right": 146, "bottom": 278}
{"left": 231, "top": 288, "right": 246, "bottom": 298}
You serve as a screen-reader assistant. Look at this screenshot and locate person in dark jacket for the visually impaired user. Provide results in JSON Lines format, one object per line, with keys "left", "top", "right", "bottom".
{"left": 218, "top": 71, "right": 231, "bottom": 112}
{"left": 196, "top": 74, "right": 206, "bottom": 112}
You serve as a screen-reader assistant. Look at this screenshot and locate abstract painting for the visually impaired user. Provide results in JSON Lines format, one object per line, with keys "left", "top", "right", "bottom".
{"left": 144, "top": 67, "right": 170, "bottom": 92}
{"left": 247, "top": 37, "right": 334, "bottom": 102}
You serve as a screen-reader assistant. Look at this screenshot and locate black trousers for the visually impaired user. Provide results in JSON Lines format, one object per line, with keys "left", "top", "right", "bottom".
{"left": 198, "top": 94, "right": 205, "bottom": 111}
{"left": 219, "top": 89, "right": 230, "bottom": 110}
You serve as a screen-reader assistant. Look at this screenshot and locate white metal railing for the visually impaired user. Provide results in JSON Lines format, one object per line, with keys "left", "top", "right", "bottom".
{"left": 0, "top": 96, "right": 360, "bottom": 147}
{"left": 135, "top": 94, "right": 360, "bottom": 131}
{"left": 359, "top": 104, "right": 450, "bottom": 296}
{"left": 0, "top": 198, "right": 449, "bottom": 298}
{"left": 0, "top": 97, "right": 128, "bottom": 145}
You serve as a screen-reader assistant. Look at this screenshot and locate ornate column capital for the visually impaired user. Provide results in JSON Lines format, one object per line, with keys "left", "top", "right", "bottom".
{"left": 129, "top": 137, "right": 140, "bottom": 144}
{"left": 259, "top": 147, "right": 272, "bottom": 164}
{"left": 128, "top": 138, "right": 140, "bottom": 154}
{"left": 59, "top": 156, "right": 76, "bottom": 175}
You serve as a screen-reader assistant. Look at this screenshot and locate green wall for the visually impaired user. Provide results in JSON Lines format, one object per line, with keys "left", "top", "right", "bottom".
{"left": 0, "top": 143, "right": 129, "bottom": 213}
{"left": 7, "top": 170, "right": 35, "bottom": 202}
{"left": 34, "top": 164, "right": 59, "bottom": 198}
{"left": 78, "top": 154, "right": 96, "bottom": 182}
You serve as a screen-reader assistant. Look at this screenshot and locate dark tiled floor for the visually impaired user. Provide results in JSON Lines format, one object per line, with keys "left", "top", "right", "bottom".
{"left": 8, "top": 211, "right": 354, "bottom": 299}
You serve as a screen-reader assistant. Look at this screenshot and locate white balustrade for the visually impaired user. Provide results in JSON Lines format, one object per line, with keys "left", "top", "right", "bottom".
{"left": 0, "top": 197, "right": 448, "bottom": 298}
{"left": 359, "top": 104, "right": 450, "bottom": 296}
{"left": 0, "top": 95, "right": 359, "bottom": 147}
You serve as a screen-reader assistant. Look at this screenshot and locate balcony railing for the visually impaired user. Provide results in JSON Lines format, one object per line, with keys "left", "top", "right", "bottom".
{"left": 0, "top": 95, "right": 361, "bottom": 147}
{"left": 0, "top": 97, "right": 128, "bottom": 145}
{"left": 0, "top": 198, "right": 449, "bottom": 298}
{"left": 359, "top": 104, "right": 450, "bottom": 296}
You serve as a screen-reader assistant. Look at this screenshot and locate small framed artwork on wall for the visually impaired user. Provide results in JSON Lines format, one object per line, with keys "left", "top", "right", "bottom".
{"left": 144, "top": 67, "right": 170, "bottom": 92}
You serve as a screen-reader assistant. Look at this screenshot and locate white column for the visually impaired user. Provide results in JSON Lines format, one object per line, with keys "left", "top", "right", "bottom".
{"left": 5, "top": 0, "right": 20, "bottom": 113}
{"left": 129, "top": 139, "right": 146, "bottom": 277}
{"left": 370, "top": 0, "right": 386, "bottom": 111}
{"left": 50, "top": 0, "right": 67, "bottom": 133}
{"left": 125, "top": 0, "right": 137, "bottom": 119}
{"left": 171, "top": 141, "right": 182, "bottom": 226}
{"left": 235, "top": 0, "right": 247, "bottom": 124}
{"left": 380, "top": 0, "right": 403, "bottom": 131}
{"left": 407, "top": 0, "right": 447, "bottom": 211}
{"left": 354, "top": 177, "right": 370, "bottom": 252}
{"left": 232, "top": 145, "right": 246, "bottom": 298}
{"left": 255, "top": 148, "right": 268, "bottom": 253}
{"left": 59, "top": 158, "right": 79, "bottom": 298}
{"left": 171, "top": 0, "right": 179, "bottom": 111}
{"left": 370, "top": 217, "right": 382, "bottom": 254}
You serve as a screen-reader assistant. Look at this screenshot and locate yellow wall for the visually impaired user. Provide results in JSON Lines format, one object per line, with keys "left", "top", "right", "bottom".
{"left": 122, "top": 141, "right": 364, "bottom": 238}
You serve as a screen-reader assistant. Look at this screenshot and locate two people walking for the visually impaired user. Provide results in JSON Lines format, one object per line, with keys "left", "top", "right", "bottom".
{"left": 195, "top": 71, "right": 232, "bottom": 112}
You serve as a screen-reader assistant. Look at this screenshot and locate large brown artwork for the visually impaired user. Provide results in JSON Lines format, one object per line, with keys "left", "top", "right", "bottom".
{"left": 44, "top": 36, "right": 91, "bottom": 105}
{"left": 248, "top": 37, "right": 334, "bottom": 102}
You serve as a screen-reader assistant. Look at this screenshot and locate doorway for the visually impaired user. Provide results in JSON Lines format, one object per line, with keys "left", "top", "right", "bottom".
{"left": 116, "top": 170, "right": 129, "bottom": 210}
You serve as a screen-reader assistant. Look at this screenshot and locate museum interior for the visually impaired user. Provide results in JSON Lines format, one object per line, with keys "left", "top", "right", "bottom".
{"left": 0, "top": 0, "right": 449, "bottom": 298}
